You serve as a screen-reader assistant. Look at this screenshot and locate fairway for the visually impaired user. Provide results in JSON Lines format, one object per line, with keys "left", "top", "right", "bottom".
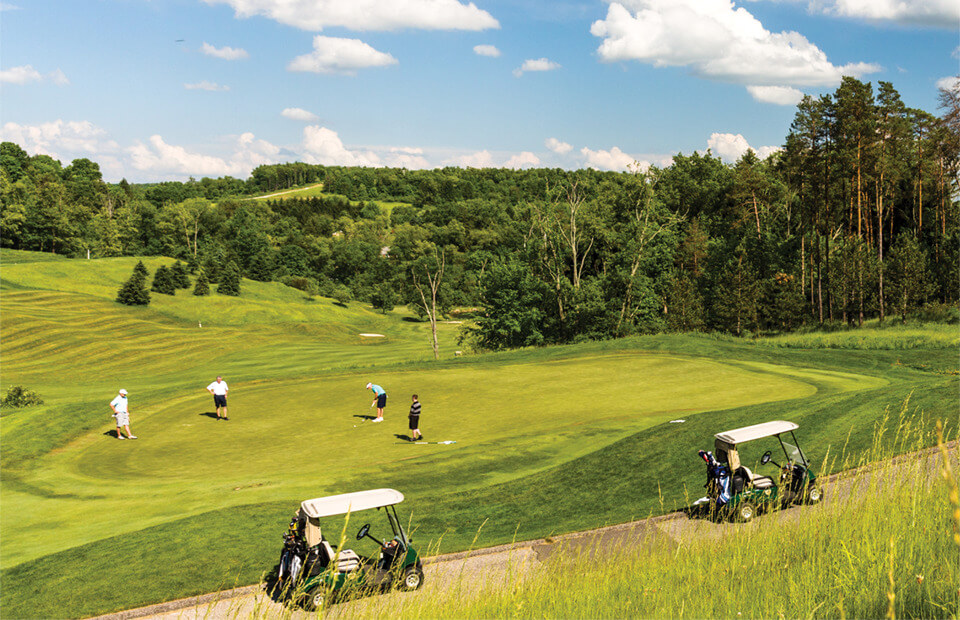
{"left": 1, "top": 251, "right": 954, "bottom": 618}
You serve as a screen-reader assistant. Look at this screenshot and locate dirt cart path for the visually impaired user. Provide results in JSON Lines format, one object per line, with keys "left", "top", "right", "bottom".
{"left": 93, "top": 442, "right": 956, "bottom": 620}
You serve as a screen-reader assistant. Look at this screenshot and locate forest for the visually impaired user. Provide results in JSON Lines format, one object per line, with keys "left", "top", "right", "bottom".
{"left": 2, "top": 77, "right": 958, "bottom": 352}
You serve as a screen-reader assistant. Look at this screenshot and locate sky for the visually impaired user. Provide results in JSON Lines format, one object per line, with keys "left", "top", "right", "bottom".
{"left": 1, "top": 0, "right": 957, "bottom": 182}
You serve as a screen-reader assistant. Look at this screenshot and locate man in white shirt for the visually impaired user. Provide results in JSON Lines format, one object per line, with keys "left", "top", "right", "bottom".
{"left": 110, "top": 389, "right": 137, "bottom": 439}
{"left": 206, "top": 376, "right": 229, "bottom": 420}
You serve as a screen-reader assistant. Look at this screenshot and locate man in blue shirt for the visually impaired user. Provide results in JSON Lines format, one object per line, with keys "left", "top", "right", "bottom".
{"left": 366, "top": 382, "right": 387, "bottom": 422}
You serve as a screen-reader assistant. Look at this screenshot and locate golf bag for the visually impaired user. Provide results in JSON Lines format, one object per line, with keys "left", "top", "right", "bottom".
{"left": 698, "top": 450, "right": 731, "bottom": 506}
{"left": 278, "top": 517, "right": 306, "bottom": 583}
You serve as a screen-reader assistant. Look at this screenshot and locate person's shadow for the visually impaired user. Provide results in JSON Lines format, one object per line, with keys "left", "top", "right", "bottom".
{"left": 394, "top": 433, "right": 414, "bottom": 442}
{"left": 103, "top": 430, "right": 121, "bottom": 438}
{"left": 198, "top": 412, "right": 220, "bottom": 419}
{"left": 353, "top": 414, "right": 377, "bottom": 421}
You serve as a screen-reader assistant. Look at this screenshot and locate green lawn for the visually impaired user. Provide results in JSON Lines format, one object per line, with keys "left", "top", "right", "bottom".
{"left": 1, "top": 250, "right": 956, "bottom": 618}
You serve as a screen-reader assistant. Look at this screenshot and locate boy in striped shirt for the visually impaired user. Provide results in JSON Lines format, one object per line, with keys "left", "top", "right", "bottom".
{"left": 408, "top": 394, "right": 422, "bottom": 441}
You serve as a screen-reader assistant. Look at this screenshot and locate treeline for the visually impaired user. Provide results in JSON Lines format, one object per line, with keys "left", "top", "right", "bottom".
{"left": 1, "top": 77, "right": 957, "bottom": 352}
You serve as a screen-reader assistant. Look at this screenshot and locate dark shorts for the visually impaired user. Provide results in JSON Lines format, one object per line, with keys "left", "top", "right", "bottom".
{"left": 214, "top": 394, "right": 227, "bottom": 408}
{"left": 377, "top": 393, "right": 387, "bottom": 408}
{"left": 408, "top": 414, "right": 419, "bottom": 430}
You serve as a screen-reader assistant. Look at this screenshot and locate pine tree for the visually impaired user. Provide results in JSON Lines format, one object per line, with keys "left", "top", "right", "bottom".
{"left": 171, "top": 260, "right": 191, "bottom": 289}
{"left": 133, "top": 260, "right": 148, "bottom": 278}
{"left": 193, "top": 269, "right": 210, "bottom": 296}
{"left": 151, "top": 265, "right": 177, "bottom": 295}
{"left": 248, "top": 250, "right": 274, "bottom": 282}
{"left": 116, "top": 265, "right": 151, "bottom": 305}
{"left": 217, "top": 261, "right": 241, "bottom": 296}
{"left": 202, "top": 255, "right": 222, "bottom": 284}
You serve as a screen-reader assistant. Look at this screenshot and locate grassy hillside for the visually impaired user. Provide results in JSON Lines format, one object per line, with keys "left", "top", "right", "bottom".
{"left": 1, "top": 250, "right": 956, "bottom": 618}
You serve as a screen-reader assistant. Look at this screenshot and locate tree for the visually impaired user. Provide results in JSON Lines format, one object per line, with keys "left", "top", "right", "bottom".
{"left": 407, "top": 244, "right": 447, "bottom": 360}
{"left": 171, "top": 260, "right": 191, "bottom": 289}
{"left": 116, "top": 264, "right": 151, "bottom": 305}
{"left": 712, "top": 247, "right": 760, "bottom": 335}
{"left": 369, "top": 283, "right": 397, "bottom": 313}
{"left": 332, "top": 284, "right": 351, "bottom": 306}
{"left": 193, "top": 269, "right": 210, "bottom": 296}
{"left": 217, "top": 261, "right": 241, "bottom": 296}
{"left": 887, "top": 233, "right": 930, "bottom": 321}
{"left": 151, "top": 265, "right": 177, "bottom": 295}
{"left": 474, "top": 259, "right": 546, "bottom": 349}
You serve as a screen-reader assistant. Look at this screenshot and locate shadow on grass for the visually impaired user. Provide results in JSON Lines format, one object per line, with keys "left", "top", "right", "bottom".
{"left": 199, "top": 412, "right": 220, "bottom": 419}
{"left": 353, "top": 414, "right": 377, "bottom": 421}
{"left": 103, "top": 430, "right": 121, "bottom": 439}
{"left": 394, "top": 434, "right": 414, "bottom": 442}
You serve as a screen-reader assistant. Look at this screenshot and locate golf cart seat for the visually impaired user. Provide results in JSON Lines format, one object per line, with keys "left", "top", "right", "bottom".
{"left": 320, "top": 540, "right": 361, "bottom": 573}
{"left": 741, "top": 466, "right": 775, "bottom": 490}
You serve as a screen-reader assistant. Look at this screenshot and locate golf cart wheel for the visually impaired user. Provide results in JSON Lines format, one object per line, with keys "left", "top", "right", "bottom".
{"left": 736, "top": 501, "right": 758, "bottom": 523}
{"left": 805, "top": 486, "right": 824, "bottom": 504}
{"left": 401, "top": 565, "right": 424, "bottom": 591}
{"left": 302, "top": 586, "right": 327, "bottom": 612}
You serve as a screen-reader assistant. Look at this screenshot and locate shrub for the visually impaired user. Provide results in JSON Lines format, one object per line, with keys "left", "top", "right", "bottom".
{"left": 217, "top": 262, "right": 241, "bottom": 296}
{"left": 1, "top": 385, "right": 43, "bottom": 409}
{"left": 116, "top": 265, "right": 151, "bottom": 306}
{"left": 333, "top": 284, "right": 351, "bottom": 306}
{"left": 281, "top": 276, "right": 319, "bottom": 297}
{"left": 370, "top": 283, "right": 397, "bottom": 313}
{"left": 171, "top": 260, "right": 191, "bottom": 289}
{"left": 151, "top": 265, "right": 177, "bottom": 295}
{"left": 193, "top": 269, "right": 210, "bottom": 296}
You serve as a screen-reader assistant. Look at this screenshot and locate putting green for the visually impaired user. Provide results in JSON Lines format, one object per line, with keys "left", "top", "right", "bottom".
{"left": 3, "top": 351, "right": 822, "bottom": 568}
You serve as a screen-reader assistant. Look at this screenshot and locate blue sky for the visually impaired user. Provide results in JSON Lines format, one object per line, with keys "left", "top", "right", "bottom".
{"left": 1, "top": 0, "right": 957, "bottom": 182}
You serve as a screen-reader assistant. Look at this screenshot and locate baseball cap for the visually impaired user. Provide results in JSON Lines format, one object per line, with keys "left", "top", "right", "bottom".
{"left": 119, "top": 389, "right": 128, "bottom": 395}
{"left": 366, "top": 382, "right": 372, "bottom": 389}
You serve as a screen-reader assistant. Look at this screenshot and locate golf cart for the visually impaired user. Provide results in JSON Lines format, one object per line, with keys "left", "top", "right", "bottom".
{"left": 696, "top": 420, "right": 823, "bottom": 522}
{"left": 273, "top": 488, "right": 423, "bottom": 611}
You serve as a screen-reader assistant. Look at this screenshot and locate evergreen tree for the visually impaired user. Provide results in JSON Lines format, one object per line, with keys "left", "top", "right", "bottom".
{"left": 116, "top": 265, "right": 151, "bottom": 305}
{"left": 171, "top": 260, "right": 191, "bottom": 289}
{"left": 133, "top": 260, "right": 149, "bottom": 278}
{"left": 151, "top": 265, "right": 177, "bottom": 295}
{"left": 888, "top": 233, "right": 931, "bottom": 321}
{"left": 712, "top": 248, "right": 760, "bottom": 335}
{"left": 193, "top": 269, "right": 210, "bottom": 296}
{"left": 247, "top": 250, "right": 274, "bottom": 282}
{"left": 217, "top": 261, "right": 241, "bottom": 296}
{"left": 201, "top": 254, "right": 223, "bottom": 283}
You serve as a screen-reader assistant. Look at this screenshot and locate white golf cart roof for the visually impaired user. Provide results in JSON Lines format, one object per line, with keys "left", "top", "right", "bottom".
{"left": 715, "top": 421, "right": 799, "bottom": 445}
{"left": 300, "top": 488, "right": 404, "bottom": 519}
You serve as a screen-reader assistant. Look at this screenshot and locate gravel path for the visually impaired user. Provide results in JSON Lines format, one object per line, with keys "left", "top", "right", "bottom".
{"left": 92, "top": 441, "right": 956, "bottom": 620}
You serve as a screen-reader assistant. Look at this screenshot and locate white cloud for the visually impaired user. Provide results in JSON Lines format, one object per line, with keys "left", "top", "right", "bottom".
{"left": 580, "top": 146, "right": 646, "bottom": 171}
{"left": 504, "top": 151, "right": 540, "bottom": 169}
{"left": 204, "top": 0, "right": 499, "bottom": 32}
{"left": 281, "top": 107, "right": 319, "bottom": 121}
{"left": 936, "top": 76, "right": 960, "bottom": 92}
{"left": 456, "top": 150, "right": 496, "bottom": 168}
{"left": 301, "top": 126, "right": 381, "bottom": 166}
{"left": 0, "top": 65, "right": 69, "bottom": 85}
{"left": 184, "top": 80, "right": 230, "bottom": 91}
{"left": 0, "top": 3, "right": 21, "bottom": 10}
{"left": 545, "top": 137, "right": 573, "bottom": 154}
{"left": 473, "top": 44, "right": 501, "bottom": 57}
{"left": 707, "top": 132, "right": 780, "bottom": 162}
{"left": 201, "top": 42, "right": 250, "bottom": 60}
{"left": 0, "top": 120, "right": 118, "bottom": 158}
{"left": 591, "top": 0, "right": 880, "bottom": 98}
{"left": 513, "top": 57, "right": 561, "bottom": 77}
{"left": 129, "top": 132, "right": 282, "bottom": 178}
{"left": 288, "top": 36, "right": 397, "bottom": 75}
{"left": 746, "top": 85, "right": 803, "bottom": 105}
{"left": 813, "top": 0, "right": 959, "bottom": 27}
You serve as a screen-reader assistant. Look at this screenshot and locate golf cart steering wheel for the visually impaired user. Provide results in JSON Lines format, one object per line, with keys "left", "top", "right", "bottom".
{"left": 356, "top": 523, "right": 386, "bottom": 547}
{"left": 761, "top": 450, "right": 781, "bottom": 469}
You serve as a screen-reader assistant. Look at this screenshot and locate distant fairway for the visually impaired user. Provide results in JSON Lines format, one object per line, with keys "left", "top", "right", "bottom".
{"left": 1, "top": 250, "right": 954, "bottom": 618}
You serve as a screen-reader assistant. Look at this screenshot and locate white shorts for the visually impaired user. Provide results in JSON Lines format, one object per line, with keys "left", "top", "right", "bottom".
{"left": 115, "top": 411, "right": 129, "bottom": 426}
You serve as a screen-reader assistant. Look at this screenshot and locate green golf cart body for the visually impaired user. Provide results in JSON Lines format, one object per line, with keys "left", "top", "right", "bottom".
{"left": 275, "top": 488, "right": 424, "bottom": 611}
{"left": 712, "top": 420, "right": 823, "bottom": 522}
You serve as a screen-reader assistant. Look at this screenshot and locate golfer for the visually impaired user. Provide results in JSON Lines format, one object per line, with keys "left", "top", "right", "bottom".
{"left": 109, "top": 389, "right": 137, "bottom": 439}
{"left": 206, "top": 376, "right": 229, "bottom": 420}
{"left": 366, "top": 382, "right": 386, "bottom": 422}
{"left": 408, "top": 394, "right": 422, "bottom": 441}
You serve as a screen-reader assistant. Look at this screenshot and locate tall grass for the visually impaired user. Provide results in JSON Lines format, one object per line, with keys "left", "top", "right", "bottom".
{"left": 326, "top": 406, "right": 959, "bottom": 619}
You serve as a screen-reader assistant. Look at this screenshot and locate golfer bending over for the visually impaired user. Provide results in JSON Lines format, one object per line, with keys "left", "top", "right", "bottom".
{"left": 110, "top": 389, "right": 137, "bottom": 439}
{"left": 206, "top": 376, "right": 229, "bottom": 420}
{"left": 367, "top": 382, "right": 386, "bottom": 422}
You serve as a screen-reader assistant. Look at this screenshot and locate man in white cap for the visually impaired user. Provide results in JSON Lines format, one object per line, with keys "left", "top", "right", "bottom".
{"left": 110, "top": 389, "right": 137, "bottom": 439}
{"left": 366, "top": 382, "right": 386, "bottom": 422}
